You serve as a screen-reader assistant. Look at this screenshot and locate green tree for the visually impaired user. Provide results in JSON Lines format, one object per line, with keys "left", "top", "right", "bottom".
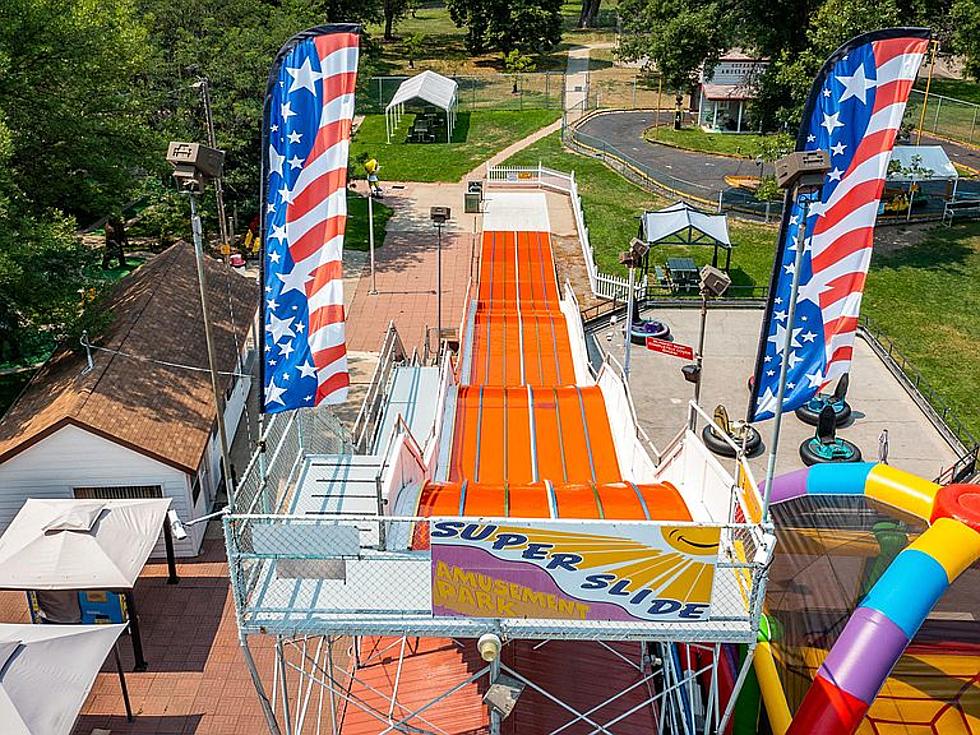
{"left": 503, "top": 50, "right": 534, "bottom": 94}
{"left": 578, "top": 0, "right": 603, "bottom": 28}
{"left": 950, "top": 0, "right": 980, "bottom": 80}
{"left": 0, "top": 0, "right": 154, "bottom": 222}
{"left": 618, "top": 0, "right": 731, "bottom": 100}
{"left": 405, "top": 33, "right": 426, "bottom": 68}
{"left": 447, "top": 0, "right": 563, "bottom": 55}
{"left": 383, "top": 0, "right": 410, "bottom": 41}
{"left": 757, "top": 0, "right": 901, "bottom": 126}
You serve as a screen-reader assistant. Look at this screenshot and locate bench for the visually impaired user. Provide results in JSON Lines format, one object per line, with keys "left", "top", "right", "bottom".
{"left": 943, "top": 198, "right": 980, "bottom": 227}
{"left": 654, "top": 265, "right": 670, "bottom": 289}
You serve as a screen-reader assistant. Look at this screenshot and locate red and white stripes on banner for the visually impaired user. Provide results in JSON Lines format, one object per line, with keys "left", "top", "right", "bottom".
{"left": 285, "top": 32, "right": 359, "bottom": 404}
{"left": 808, "top": 37, "right": 928, "bottom": 385}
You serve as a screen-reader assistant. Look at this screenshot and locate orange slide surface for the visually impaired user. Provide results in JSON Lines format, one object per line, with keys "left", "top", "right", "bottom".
{"left": 419, "top": 230, "right": 689, "bottom": 522}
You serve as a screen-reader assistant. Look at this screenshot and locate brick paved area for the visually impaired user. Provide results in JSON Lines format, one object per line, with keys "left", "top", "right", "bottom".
{"left": 0, "top": 536, "right": 290, "bottom": 735}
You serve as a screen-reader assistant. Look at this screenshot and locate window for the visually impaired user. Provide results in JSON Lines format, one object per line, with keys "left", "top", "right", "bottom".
{"left": 73, "top": 485, "right": 163, "bottom": 500}
{"left": 191, "top": 474, "right": 202, "bottom": 505}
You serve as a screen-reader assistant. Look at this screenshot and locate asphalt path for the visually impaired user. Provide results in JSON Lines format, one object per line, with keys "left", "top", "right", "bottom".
{"left": 577, "top": 111, "right": 763, "bottom": 199}
{"left": 577, "top": 110, "right": 980, "bottom": 201}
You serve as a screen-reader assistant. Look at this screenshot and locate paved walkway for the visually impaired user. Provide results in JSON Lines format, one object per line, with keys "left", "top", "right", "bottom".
{"left": 599, "top": 307, "right": 960, "bottom": 481}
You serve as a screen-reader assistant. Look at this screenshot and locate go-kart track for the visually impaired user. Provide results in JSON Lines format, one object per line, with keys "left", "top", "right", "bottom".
{"left": 230, "top": 186, "right": 980, "bottom": 735}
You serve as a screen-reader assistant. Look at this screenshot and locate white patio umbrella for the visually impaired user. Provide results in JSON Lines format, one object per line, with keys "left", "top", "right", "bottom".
{"left": 0, "top": 623, "right": 127, "bottom": 735}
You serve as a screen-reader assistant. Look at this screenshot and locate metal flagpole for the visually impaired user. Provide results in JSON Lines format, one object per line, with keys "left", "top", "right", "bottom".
{"left": 760, "top": 193, "right": 811, "bottom": 522}
{"left": 189, "top": 193, "right": 236, "bottom": 506}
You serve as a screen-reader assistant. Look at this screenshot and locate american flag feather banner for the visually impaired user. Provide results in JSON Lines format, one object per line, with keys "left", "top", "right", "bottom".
{"left": 260, "top": 25, "right": 359, "bottom": 414}
{"left": 749, "top": 28, "right": 930, "bottom": 422}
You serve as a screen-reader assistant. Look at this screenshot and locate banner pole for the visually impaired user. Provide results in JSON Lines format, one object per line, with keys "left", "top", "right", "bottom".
{"left": 760, "top": 193, "right": 811, "bottom": 522}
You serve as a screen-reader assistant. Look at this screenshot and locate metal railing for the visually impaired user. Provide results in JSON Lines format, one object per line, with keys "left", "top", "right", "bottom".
{"left": 858, "top": 313, "right": 979, "bottom": 482}
{"left": 224, "top": 511, "right": 769, "bottom": 642}
{"left": 351, "top": 322, "right": 408, "bottom": 453}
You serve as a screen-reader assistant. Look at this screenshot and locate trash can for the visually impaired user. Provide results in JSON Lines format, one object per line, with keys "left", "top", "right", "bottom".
{"left": 465, "top": 180, "right": 483, "bottom": 213}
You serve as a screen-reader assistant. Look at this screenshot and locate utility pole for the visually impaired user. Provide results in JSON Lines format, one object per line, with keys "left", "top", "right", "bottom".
{"left": 193, "top": 78, "right": 231, "bottom": 263}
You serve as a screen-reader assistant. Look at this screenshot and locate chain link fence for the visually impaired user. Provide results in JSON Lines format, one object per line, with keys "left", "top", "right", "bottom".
{"left": 224, "top": 512, "right": 768, "bottom": 642}
{"left": 359, "top": 72, "right": 565, "bottom": 114}
{"left": 906, "top": 88, "right": 980, "bottom": 147}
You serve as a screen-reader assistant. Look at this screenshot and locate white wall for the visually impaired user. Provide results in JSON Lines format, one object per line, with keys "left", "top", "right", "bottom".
{"left": 205, "top": 344, "right": 253, "bottom": 506}
{"left": 0, "top": 424, "right": 205, "bottom": 556}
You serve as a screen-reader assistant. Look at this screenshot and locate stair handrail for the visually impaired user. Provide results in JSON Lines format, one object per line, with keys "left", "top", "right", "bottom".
{"left": 351, "top": 321, "right": 407, "bottom": 452}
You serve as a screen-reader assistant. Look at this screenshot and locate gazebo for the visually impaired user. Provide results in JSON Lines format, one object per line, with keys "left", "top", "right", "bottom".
{"left": 0, "top": 498, "right": 178, "bottom": 671}
{"left": 385, "top": 70, "right": 459, "bottom": 143}
{"left": 639, "top": 201, "right": 734, "bottom": 271}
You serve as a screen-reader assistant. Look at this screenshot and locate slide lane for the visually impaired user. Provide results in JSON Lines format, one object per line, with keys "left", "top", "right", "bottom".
{"left": 421, "top": 228, "right": 690, "bottom": 523}
{"left": 765, "top": 464, "right": 980, "bottom": 735}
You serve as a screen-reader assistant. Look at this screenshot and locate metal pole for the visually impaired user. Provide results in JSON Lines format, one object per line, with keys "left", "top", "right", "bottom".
{"left": 693, "top": 288, "right": 708, "bottom": 410}
{"left": 915, "top": 41, "right": 938, "bottom": 144}
{"left": 198, "top": 79, "right": 231, "bottom": 262}
{"left": 189, "top": 194, "right": 236, "bottom": 506}
{"left": 124, "top": 590, "right": 147, "bottom": 671}
{"left": 277, "top": 637, "right": 294, "bottom": 735}
{"left": 715, "top": 643, "right": 758, "bottom": 734}
{"left": 436, "top": 222, "right": 443, "bottom": 361}
{"left": 241, "top": 633, "right": 284, "bottom": 735}
{"left": 368, "top": 190, "right": 377, "bottom": 294}
{"left": 489, "top": 656, "right": 501, "bottom": 735}
{"left": 113, "top": 643, "right": 134, "bottom": 721}
{"left": 162, "top": 520, "right": 180, "bottom": 585}
{"left": 760, "top": 195, "right": 811, "bottom": 521}
{"left": 623, "top": 266, "right": 635, "bottom": 379}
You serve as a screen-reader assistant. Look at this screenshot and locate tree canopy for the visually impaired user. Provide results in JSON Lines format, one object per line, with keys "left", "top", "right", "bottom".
{"left": 447, "top": 0, "right": 563, "bottom": 55}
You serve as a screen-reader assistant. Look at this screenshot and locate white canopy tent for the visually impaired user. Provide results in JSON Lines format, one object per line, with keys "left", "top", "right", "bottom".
{"left": 888, "top": 145, "right": 958, "bottom": 182}
{"left": 0, "top": 623, "right": 128, "bottom": 734}
{"left": 385, "top": 70, "right": 459, "bottom": 143}
{"left": 0, "top": 498, "right": 175, "bottom": 671}
{"left": 640, "top": 201, "right": 734, "bottom": 270}
{"left": 0, "top": 498, "right": 173, "bottom": 590}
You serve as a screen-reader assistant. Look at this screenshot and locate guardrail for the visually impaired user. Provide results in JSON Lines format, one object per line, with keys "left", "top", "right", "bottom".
{"left": 351, "top": 321, "right": 408, "bottom": 453}
{"left": 224, "top": 511, "right": 768, "bottom": 641}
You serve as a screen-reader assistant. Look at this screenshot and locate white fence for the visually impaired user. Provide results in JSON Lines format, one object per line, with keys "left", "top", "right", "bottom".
{"left": 486, "top": 163, "right": 648, "bottom": 301}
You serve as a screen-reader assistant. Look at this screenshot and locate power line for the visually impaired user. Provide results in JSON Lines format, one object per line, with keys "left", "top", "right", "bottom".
{"left": 80, "top": 333, "right": 252, "bottom": 379}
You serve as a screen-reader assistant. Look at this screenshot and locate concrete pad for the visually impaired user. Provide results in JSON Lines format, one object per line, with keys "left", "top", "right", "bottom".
{"left": 484, "top": 191, "right": 551, "bottom": 231}
{"left": 597, "top": 307, "right": 960, "bottom": 481}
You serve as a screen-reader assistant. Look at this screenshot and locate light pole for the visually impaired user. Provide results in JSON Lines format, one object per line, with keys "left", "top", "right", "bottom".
{"left": 691, "top": 265, "right": 732, "bottom": 415}
{"left": 619, "top": 237, "right": 649, "bottom": 380}
{"left": 430, "top": 207, "right": 451, "bottom": 361}
{"left": 191, "top": 78, "right": 231, "bottom": 262}
{"left": 166, "top": 142, "right": 236, "bottom": 507}
{"left": 759, "top": 149, "right": 831, "bottom": 522}
{"left": 367, "top": 188, "right": 377, "bottom": 294}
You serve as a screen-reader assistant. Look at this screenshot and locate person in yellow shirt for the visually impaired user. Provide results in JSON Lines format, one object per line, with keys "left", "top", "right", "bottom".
{"left": 365, "top": 158, "right": 383, "bottom": 197}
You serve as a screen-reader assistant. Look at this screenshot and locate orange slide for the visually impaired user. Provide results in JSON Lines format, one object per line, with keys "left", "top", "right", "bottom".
{"left": 418, "top": 229, "right": 689, "bottom": 522}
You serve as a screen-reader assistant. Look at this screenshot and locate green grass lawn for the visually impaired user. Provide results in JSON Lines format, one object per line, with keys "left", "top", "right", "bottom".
{"left": 863, "top": 224, "right": 980, "bottom": 439}
{"left": 645, "top": 126, "right": 774, "bottom": 159}
{"left": 502, "top": 131, "right": 778, "bottom": 286}
{"left": 351, "top": 109, "right": 560, "bottom": 182}
{"left": 346, "top": 192, "right": 393, "bottom": 251}
{"left": 914, "top": 78, "right": 980, "bottom": 105}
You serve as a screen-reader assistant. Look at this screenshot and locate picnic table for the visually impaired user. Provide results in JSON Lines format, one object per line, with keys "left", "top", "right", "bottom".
{"left": 666, "top": 257, "right": 699, "bottom": 291}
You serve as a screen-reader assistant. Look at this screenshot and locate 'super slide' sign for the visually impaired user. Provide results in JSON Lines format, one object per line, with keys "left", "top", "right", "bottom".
{"left": 430, "top": 520, "right": 721, "bottom": 623}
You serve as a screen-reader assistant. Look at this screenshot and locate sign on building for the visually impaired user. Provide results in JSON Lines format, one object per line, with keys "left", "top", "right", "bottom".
{"left": 430, "top": 520, "right": 720, "bottom": 623}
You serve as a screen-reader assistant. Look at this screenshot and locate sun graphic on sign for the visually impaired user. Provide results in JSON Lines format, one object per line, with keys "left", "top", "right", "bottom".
{"left": 495, "top": 524, "right": 721, "bottom": 605}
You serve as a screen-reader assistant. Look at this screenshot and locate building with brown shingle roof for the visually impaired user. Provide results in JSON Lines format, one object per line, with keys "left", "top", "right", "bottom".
{"left": 0, "top": 242, "right": 258, "bottom": 555}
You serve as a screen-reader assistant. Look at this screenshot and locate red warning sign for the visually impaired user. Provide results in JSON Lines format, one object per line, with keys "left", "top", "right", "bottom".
{"left": 645, "top": 337, "right": 695, "bottom": 361}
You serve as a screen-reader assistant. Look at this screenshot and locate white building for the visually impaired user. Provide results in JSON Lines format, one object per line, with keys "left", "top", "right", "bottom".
{"left": 696, "top": 51, "right": 770, "bottom": 133}
{"left": 0, "top": 243, "right": 257, "bottom": 556}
